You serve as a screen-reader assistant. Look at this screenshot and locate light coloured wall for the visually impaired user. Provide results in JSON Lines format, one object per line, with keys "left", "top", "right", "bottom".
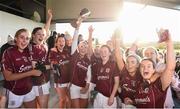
{"left": 0, "top": 11, "right": 44, "bottom": 47}
{"left": 47, "top": 0, "right": 123, "bottom": 22}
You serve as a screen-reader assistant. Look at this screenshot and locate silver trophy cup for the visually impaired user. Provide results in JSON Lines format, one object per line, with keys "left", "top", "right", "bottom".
{"left": 70, "top": 8, "right": 91, "bottom": 28}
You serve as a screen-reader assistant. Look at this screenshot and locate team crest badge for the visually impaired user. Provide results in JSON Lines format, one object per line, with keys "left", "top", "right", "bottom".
{"left": 144, "top": 87, "right": 149, "bottom": 93}
{"left": 106, "top": 68, "right": 110, "bottom": 73}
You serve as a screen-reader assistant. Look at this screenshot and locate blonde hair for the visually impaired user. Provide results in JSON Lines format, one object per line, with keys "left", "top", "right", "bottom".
{"left": 15, "top": 28, "right": 29, "bottom": 38}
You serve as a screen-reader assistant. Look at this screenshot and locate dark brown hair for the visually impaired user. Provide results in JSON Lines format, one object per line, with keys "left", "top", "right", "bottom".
{"left": 141, "top": 58, "right": 156, "bottom": 69}
{"left": 101, "top": 45, "right": 112, "bottom": 53}
{"left": 32, "top": 27, "right": 43, "bottom": 35}
{"left": 55, "top": 33, "right": 65, "bottom": 43}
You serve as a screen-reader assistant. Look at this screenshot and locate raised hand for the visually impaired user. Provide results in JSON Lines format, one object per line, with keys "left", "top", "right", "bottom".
{"left": 88, "top": 25, "right": 94, "bottom": 34}
{"left": 157, "top": 28, "right": 170, "bottom": 43}
{"left": 129, "top": 39, "right": 138, "bottom": 54}
{"left": 76, "top": 18, "right": 82, "bottom": 29}
{"left": 112, "top": 28, "right": 123, "bottom": 48}
{"left": 47, "top": 9, "right": 53, "bottom": 18}
{"left": 113, "top": 28, "right": 122, "bottom": 40}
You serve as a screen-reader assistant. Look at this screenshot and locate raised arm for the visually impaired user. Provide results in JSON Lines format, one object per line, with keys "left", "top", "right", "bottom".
{"left": 128, "top": 40, "right": 138, "bottom": 55}
{"left": 87, "top": 25, "right": 94, "bottom": 59}
{"left": 71, "top": 29, "right": 79, "bottom": 55}
{"left": 160, "top": 30, "right": 176, "bottom": 91}
{"left": 44, "top": 9, "right": 53, "bottom": 40}
{"left": 71, "top": 20, "right": 82, "bottom": 55}
{"left": 113, "top": 29, "right": 125, "bottom": 71}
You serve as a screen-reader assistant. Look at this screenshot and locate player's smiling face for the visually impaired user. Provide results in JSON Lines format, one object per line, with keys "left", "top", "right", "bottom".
{"left": 140, "top": 60, "right": 155, "bottom": 80}
{"left": 33, "top": 29, "right": 46, "bottom": 44}
{"left": 15, "top": 31, "right": 30, "bottom": 50}
{"left": 78, "top": 41, "right": 88, "bottom": 57}
{"left": 126, "top": 56, "right": 139, "bottom": 74}
{"left": 56, "top": 37, "right": 65, "bottom": 50}
{"left": 144, "top": 48, "right": 157, "bottom": 62}
{"left": 100, "top": 46, "right": 111, "bottom": 62}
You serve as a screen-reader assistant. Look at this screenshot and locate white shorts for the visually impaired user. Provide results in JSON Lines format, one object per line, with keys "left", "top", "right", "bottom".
{"left": 93, "top": 93, "right": 117, "bottom": 108}
{"left": 70, "top": 84, "right": 89, "bottom": 99}
{"left": 33, "top": 81, "right": 50, "bottom": 96}
{"left": 7, "top": 88, "right": 36, "bottom": 108}
{"left": 54, "top": 83, "right": 69, "bottom": 88}
{"left": 121, "top": 103, "right": 136, "bottom": 108}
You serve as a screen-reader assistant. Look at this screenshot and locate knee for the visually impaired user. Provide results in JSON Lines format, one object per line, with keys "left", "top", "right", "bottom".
{"left": 66, "top": 97, "right": 71, "bottom": 103}
{"left": 59, "top": 98, "right": 66, "bottom": 103}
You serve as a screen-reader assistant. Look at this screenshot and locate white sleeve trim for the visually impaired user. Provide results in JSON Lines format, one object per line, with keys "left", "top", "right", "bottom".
{"left": 71, "top": 29, "right": 79, "bottom": 55}
{"left": 86, "top": 65, "right": 91, "bottom": 83}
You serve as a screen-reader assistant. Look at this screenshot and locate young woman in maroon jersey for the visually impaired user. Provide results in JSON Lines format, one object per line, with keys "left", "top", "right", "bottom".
{"left": 69, "top": 24, "right": 92, "bottom": 108}
{"left": 116, "top": 54, "right": 142, "bottom": 105}
{"left": 49, "top": 34, "right": 71, "bottom": 108}
{"left": 1, "top": 29, "right": 42, "bottom": 108}
{"left": 143, "top": 45, "right": 174, "bottom": 108}
{"left": 133, "top": 29, "right": 175, "bottom": 108}
{"left": 29, "top": 9, "right": 52, "bottom": 108}
{"left": 93, "top": 45, "right": 120, "bottom": 108}
{"left": 113, "top": 30, "right": 142, "bottom": 106}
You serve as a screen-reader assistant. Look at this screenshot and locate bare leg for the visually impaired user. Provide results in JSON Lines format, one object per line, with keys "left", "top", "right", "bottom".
{"left": 71, "top": 99, "right": 80, "bottom": 108}
{"left": 56, "top": 87, "right": 67, "bottom": 108}
{"left": 65, "top": 90, "right": 71, "bottom": 108}
{"left": 0, "top": 96, "right": 6, "bottom": 108}
{"left": 36, "top": 94, "right": 49, "bottom": 108}
{"left": 23, "top": 99, "right": 36, "bottom": 108}
{"left": 80, "top": 98, "right": 88, "bottom": 108}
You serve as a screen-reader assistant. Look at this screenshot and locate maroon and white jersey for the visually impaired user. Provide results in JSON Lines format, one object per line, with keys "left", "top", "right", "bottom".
{"left": 91, "top": 54, "right": 101, "bottom": 84}
{"left": 134, "top": 78, "right": 167, "bottom": 108}
{"left": 94, "top": 60, "right": 120, "bottom": 97}
{"left": 70, "top": 50, "right": 91, "bottom": 87}
{"left": 2, "top": 46, "right": 33, "bottom": 95}
{"left": 29, "top": 42, "right": 49, "bottom": 85}
{"left": 29, "top": 42, "right": 48, "bottom": 62}
{"left": 119, "top": 67, "right": 142, "bottom": 102}
{"left": 49, "top": 48, "right": 71, "bottom": 84}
